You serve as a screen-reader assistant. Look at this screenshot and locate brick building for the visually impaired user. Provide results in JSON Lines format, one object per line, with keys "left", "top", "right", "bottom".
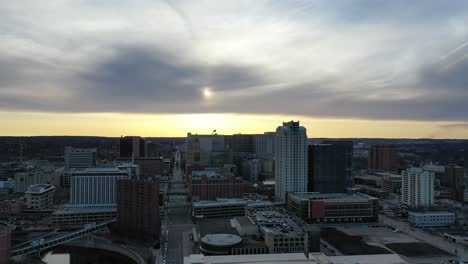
{"left": 188, "top": 171, "right": 253, "bottom": 201}
{"left": 368, "top": 144, "right": 400, "bottom": 173}
{"left": 116, "top": 178, "right": 160, "bottom": 242}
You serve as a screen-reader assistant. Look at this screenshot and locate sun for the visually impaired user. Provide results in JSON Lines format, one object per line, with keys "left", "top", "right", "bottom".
{"left": 202, "top": 87, "right": 213, "bottom": 98}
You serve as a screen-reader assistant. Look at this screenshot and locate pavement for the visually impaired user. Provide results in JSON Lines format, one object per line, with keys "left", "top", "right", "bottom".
{"left": 161, "top": 167, "right": 194, "bottom": 264}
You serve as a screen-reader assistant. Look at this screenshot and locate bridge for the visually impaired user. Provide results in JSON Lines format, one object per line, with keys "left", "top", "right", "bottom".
{"left": 11, "top": 219, "right": 116, "bottom": 256}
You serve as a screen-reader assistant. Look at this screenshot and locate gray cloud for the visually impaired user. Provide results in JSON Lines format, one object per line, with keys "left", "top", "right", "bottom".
{"left": 0, "top": 0, "right": 468, "bottom": 123}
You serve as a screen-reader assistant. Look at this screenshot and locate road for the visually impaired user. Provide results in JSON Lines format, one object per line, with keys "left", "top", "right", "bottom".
{"left": 161, "top": 165, "right": 193, "bottom": 264}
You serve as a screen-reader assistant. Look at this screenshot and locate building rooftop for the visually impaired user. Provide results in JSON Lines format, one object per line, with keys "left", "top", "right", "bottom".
{"left": 70, "top": 167, "right": 128, "bottom": 175}
{"left": 248, "top": 209, "right": 306, "bottom": 237}
{"left": 25, "top": 184, "right": 55, "bottom": 194}
{"left": 409, "top": 211, "right": 454, "bottom": 216}
{"left": 193, "top": 198, "right": 278, "bottom": 208}
{"left": 289, "top": 192, "right": 377, "bottom": 202}
{"left": 53, "top": 206, "right": 116, "bottom": 215}
{"left": 201, "top": 234, "right": 242, "bottom": 247}
{"left": 192, "top": 170, "right": 221, "bottom": 178}
{"left": 184, "top": 253, "right": 408, "bottom": 264}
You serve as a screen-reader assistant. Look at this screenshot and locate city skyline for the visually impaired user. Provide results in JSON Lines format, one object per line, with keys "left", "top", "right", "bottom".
{"left": 1, "top": 1, "right": 468, "bottom": 138}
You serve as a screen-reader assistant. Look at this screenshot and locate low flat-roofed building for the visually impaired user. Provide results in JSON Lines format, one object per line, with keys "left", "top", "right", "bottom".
{"left": 52, "top": 206, "right": 116, "bottom": 225}
{"left": 444, "top": 232, "right": 468, "bottom": 246}
{"left": 287, "top": 192, "right": 379, "bottom": 224}
{"left": 25, "top": 184, "right": 55, "bottom": 209}
{"left": 408, "top": 211, "right": 454, "bottom": 227}
{"left": 196, "top": 218, "right": 269, "bottom": 256}
{"left": 193, "top": 198, "right": 283, "bottom": 219}
{"left": 184, "top": 253, "right": 408, "bottom": 264}
{"left": 246, "top": 208, "right": 320, "bottom": 254}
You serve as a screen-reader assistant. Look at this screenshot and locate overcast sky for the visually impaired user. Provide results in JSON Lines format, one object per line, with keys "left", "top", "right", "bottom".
{"left": 1, "top": 1, "right": 468, "bottom": 137}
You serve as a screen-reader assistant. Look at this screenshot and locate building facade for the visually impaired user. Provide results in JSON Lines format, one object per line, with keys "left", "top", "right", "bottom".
{"left": 401, "top": 167, "right": 434, "bottom": 207}
{"left": 52, "top": 206, "right": 116, "bottom": 225}
{"left": 0, "top": 224, "right": 11, "bottom": 264}
{"left": 25, "top": 184, "right": 55, "bottom": 209}
{"left": 246, "top": 208, "right": 320, "bottom": 254}
{"left": 119, "top": 136, "right": 146, "bottom": 158}
{"left": 446, "top": 165, "right": 465, "bottom": 202}
{"left": 189, "top": 172, "right": 253, "bottom": 201}
{"left": 274, "top": 121, "right": 307, "bottom": 201}
{"left": 69, "top": 168, "right": 128, "bottom": 207}
{"left": 368, "top": 144, "right": 400, "bottom": 173}
{"left": 64, "top": 146, "right": 97, "bottom": 171}
{"left": 193, "top": 198, "right": 281, "bottom": 219}
{"left": 408, "top": 212, "right": 454, "bottom": 227}
{"left": 14, "top": 171, "right": 53, "bottom": 193}
{"left": 116, "top": 178, "right": 160, "bottom": 241}
{"left": 307, "top": 141, "right": 353, "bottom": 193}
{"left": 287, "top": 192, "right": 379, "bottom": 224}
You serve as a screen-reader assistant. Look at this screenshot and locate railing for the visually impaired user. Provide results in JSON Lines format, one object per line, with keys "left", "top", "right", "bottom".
{"left": 11, "top": 219, "right": 116, "bottom": 256}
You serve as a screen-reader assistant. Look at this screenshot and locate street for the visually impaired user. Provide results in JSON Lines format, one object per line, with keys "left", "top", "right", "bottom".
{"left": 161, "top": 162, "right": 193, "bottom": 264}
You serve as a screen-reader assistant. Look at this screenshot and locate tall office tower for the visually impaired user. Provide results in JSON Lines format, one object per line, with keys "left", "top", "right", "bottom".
{"left": 274, "top": 121, "right": 308, "bottom": 201}
{"left": 368, "top": 144, "right": 400, "bottom": 173}
{"left": 116, "top": 178, "right": 160, "bottom": 241}
{"left": 64, "top": 147, "right": 97, "bottom": 171}
{"left": 446, "top": 165, "right": 465, "bottom": 202}
{"left": 254, "top": 132, "right": 275, "bottom": 160}
{"left": 185, "top": 133, "right": 227, "bottom": 173}
{"left": 308, "top": 141, "right": 354, "bottom": 193}
{"left": 401, "top": 167, "right": 434, "bottom": 207}
{"left": 119, "top": 136, "right": 146, "bottom": 158}
{"left": 70, "top": 168, "right": 128, "bottom": 207}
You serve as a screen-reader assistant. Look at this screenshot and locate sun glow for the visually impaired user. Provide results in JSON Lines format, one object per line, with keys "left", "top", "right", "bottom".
{"left": 202, "top": 87, "right": 213, "bottom": 98}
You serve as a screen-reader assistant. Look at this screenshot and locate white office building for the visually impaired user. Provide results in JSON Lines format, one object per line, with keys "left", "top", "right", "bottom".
{"left": 65, "top": 147, "right": 97, "bottom": 171}
{"left": 25, "top": 184, "right": 55, "bottom": 209}
{"left": 69, "top": 168, "right": 128, "bottom": 207}
{"left": 274, "top": 121, "right": 308, "bottom": 202}
{"left": 401, "top": 167, "right": 434, "bottom": 207}
{"left": 408, "top": 211, "right": 454, "bottom": 227}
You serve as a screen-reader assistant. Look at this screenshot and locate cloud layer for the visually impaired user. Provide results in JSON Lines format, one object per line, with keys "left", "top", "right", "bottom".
{"left": 1, "top": 0, "right": 468, "bottom": 121}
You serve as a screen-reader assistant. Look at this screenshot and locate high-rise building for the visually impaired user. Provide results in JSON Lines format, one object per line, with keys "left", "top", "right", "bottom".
{"left": 401, "top": 167, "right": 434, "bottom": 207}
{"left": 368, "top": 144, "right": 400, "bottom": 173}
{"left": 274, "top": 121, "right": 307, "bottom": 201}
{"left": 64, "top": 147, "right": 97, "bottom": 171}
{"left": 185, "top": 133, "right": 228, "bottom": 174}
{"left": 116, "top": 178, "right": 160, "bottom": 242}
{"left": 446, "top": 165, "right": 465, "bottom": 202}
{"left": 119, "top": 136, "right": 146, "bottom": 158}
{"left": 307, "top": 141, "right": 353, "bottom": 193}
{"left": 254, "top": 132, "right": 275, "bottom": 160}
{"left": 69, "top": 168, "right": 128, "bottom": 207}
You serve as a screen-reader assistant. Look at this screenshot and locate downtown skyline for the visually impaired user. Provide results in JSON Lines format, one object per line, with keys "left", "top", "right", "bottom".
{"left": 1, "top": 1, "right": 468, "bottom": 138}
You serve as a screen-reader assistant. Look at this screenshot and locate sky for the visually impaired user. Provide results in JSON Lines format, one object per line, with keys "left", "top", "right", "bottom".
{"left": 1, "top": 0, "right": 468, "bottom": 138}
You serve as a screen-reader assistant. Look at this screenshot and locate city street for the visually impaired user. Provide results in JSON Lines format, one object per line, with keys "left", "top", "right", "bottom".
{"left": 161, "top": 162, "right": 193, "bottom": 264}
